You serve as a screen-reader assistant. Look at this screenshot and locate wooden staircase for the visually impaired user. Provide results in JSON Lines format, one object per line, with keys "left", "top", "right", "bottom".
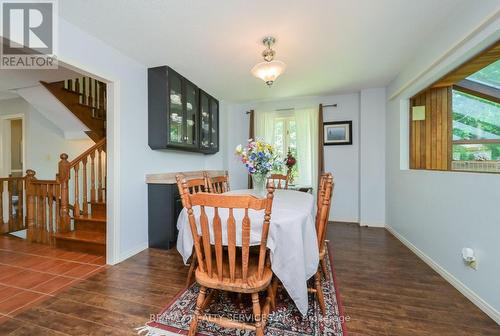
{"left": 53, "top": 138, "right": 107, "bottom": 256}
{"left": 40, "top": 77, "right": 106, "bottom": 142}
{"left": 54, "top": 203, "right": 106, "bottom": 255}
{"left": 14, "top": 76, "right": 109, "bottom": 256}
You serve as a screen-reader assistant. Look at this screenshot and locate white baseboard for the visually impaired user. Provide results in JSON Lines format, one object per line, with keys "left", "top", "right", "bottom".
{"left": 332, "top": 219, "right": 386, "bottom": 228}
{"left": 386, "top": 225, "right": 500, "bottom": 325}
{"left": 331, "top": 218, "right": 359, "bottom": 224}
{"left": 114, "top": 242, "right": 149, "bottom": 265}
{"left": 359, "top": 222, "right": 386, "bottom": 228}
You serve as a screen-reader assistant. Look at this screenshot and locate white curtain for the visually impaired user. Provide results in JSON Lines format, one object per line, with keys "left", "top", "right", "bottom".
{"left": 294, "top": 108, "right": 318, "bottom": 190}
{"left": 255, "top": 109, "right": 279, "bottom": 143}
{"left": 255, "top": 108, "right": 318, "bottom": 190}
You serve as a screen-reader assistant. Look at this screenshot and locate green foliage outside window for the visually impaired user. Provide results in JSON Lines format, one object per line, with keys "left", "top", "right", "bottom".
{"left": 452, "top": 90, "right": 500, "bottom": 161}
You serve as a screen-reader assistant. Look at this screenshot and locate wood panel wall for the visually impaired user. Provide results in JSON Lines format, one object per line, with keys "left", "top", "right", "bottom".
{"left": 409, "top": 87, "right": 452, "bottom": 170}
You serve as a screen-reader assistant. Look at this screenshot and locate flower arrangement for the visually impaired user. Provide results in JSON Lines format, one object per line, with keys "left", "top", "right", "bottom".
{"left": 235, "top": 139, "right": 279, "bottom": 175}
{"left": 284, "top": 148, "right": 297, "bottom": 184}
{"left": 285, "top": 148, "right": 296, "bottom": 170}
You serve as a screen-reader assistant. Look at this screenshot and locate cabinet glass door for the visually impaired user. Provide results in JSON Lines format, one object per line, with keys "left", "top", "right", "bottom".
{"left": 168, "top": 73, "right": 183, "bottom": 144}
{"left": 185, "top": 82, "right": 198, "bottom": 146}
{"left": 200, "top": 93, "right": 210, "bottom": 149}
{"left": 210, "top": 99, "right": 218, "bottom": 150}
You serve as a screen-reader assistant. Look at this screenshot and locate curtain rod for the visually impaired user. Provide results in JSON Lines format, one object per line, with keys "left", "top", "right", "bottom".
{"left": 246, "top": 103, "right": 337, "bottom": 114}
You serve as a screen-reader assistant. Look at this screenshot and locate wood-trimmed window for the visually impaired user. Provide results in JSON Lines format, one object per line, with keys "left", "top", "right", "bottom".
{"left": 410, "top": 40, "right": 500, "bottom": 173}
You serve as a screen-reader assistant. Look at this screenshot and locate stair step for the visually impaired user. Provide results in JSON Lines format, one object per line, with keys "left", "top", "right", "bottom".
{"left": 90, "top": 202, "right": 106, "bottom": 218}
{"left": 74, "top": 214, "right": 106, "bottom": 233}
{"left": 54, "top": 231, "right": 105, "bottom": 256}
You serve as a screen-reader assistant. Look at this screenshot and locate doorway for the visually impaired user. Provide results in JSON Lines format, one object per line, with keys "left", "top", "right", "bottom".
{"left": 0, "top": 114, "right": 25, "bottom": 234}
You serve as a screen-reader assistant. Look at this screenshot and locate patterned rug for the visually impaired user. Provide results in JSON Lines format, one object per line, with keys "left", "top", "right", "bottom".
{"left": 137, "top": 244, "right": 347, "bottom": 336}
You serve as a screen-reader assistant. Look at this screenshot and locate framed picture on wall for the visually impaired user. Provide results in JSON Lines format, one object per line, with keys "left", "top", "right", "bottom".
{"left": 323, "top": 121, "right": 352, "bottom": 145}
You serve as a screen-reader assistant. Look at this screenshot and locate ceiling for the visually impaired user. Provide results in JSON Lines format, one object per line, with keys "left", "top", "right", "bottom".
{"left": 0, "top": 67, "right": 82, "bottom": 101}
{"left": 59, "top": 0, "right": 469, "bottom": 102}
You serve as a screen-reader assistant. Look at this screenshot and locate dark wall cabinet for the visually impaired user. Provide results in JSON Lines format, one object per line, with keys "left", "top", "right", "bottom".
{"left": 147, "top": 183, "right": 182, "bottom": 250}
{"left": 148, "top": 66, "right": 219, "bottom": 154}
{"left": 199, "top": 90, "right": 219, "bottom": 153}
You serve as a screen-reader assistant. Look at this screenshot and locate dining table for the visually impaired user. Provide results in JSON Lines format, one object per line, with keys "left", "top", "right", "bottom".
{"left": 176, "top": 188, "right": 319, "bottom": 315}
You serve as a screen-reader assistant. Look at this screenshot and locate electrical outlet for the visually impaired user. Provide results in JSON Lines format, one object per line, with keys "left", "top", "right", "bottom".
{"left": 466, "top": 260, "right": 478, "bottom": 270}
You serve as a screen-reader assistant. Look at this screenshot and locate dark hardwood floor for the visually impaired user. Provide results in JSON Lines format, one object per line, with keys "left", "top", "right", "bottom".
{"left": 1, "top": 222, "right": 499, "bottom": 335}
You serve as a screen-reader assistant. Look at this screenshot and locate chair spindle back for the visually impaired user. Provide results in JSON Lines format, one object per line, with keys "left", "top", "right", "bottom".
{"left": 207, "top": 171, "right": 230, "bottom": 194}
{"left": 267, "top": 173, "right": 289, "bottom": 190}
{"left": 184, "top": 176, "right": 209, "bottom": 194}
{"left": 316, "top": 173, "right": 334, "bottom": 254}
{"left": 177, "top": 176, "right": 275, "bottom": 283}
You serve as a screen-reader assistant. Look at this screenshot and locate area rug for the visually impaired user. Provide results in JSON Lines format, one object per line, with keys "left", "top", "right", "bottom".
{"left": 137, "top": 243, "right": 348, "bottom": 336}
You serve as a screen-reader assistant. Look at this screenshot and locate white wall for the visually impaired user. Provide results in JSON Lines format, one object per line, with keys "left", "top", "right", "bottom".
{"left": 0, "top": 97, "right": 93, "bottom": 179}
{"left": 226, "top": 91, "right": 386, "bottom": 225}
{"left": 386, "top": 2, "right": 500, "bottom": 323}
{"left": 360, "top": 88, "right": 386, "bottom": 227}
{"left": 57, "top": 18, "right": 228, "bottom": 263}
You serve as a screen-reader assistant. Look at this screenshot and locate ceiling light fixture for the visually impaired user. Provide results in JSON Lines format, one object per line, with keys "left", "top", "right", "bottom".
{"left": 251, "top": 36, "right": 286, "bottom": 87}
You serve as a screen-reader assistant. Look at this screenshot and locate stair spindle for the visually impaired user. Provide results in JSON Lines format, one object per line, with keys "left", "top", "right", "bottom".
{"left": 36, "top": 184, "right": 43, "bottom": 243}
{"left": 41, "top": 184, "right": 47, "bottom": 244}
{"left": 97, "top": 148, "right": 103, "bottom": 203}
{"left": 91, "top": 79, "right": 96, "bottom": 109}
{"left": 75, "top": 78, "right": 81, "bottom": 104}
{"left": 74, "top": 165, "right": 80, "bottom": 218}
{"left": 25, "top": 170, "right": 36, "bottom": 241}
{"left": 82, "top": 77, "right": 87, "bottom": 106}
{"left": 90, "top": 151, "right": 96, "bottom": 203}
{"left": 82, "top": 158, "right": 88, "bottom": 216}
{"left": 47, "top": 184, "right": 54, "bottom": 243}
{"left": 103, "top": 152, "right": 107, "bottom": 202}
{"left": 7, "top": 177, "right": 13, "bottom": 231}
{"left": 94, "top": 80, "right": 98, "bottom": 110}
{"left": 55, "top": 183, "right": 60, "bottom": 233}
{"left": 0, "top": 181, "right": 3, "bottom": 227}
{"left": 17, "top": 179, "right": 23, "bottom": 230}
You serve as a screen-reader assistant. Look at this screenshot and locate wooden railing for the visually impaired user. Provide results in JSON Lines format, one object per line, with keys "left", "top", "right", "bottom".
{"left": 25, "top": 171, "right": 62, "bottom": 244}
{"left": 0, "top": 175, "right": 25, "bottom": 233}
{"left": 59, "top": 139, "right": 106, "bottom": 221}
{"left": 64, "top": 77, "right": 107, "bottom": 120}
{"left": 5, "top": 139, "right": 107, "bottom": 244}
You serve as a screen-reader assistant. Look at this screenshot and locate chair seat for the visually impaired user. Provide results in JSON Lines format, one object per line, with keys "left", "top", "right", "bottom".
{"left": 195, "top": 254, "right": 273, "bottom": 293}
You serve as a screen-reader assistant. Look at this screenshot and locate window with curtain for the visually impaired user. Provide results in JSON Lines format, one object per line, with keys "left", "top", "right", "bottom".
{"left": 273, "top": 116, "right": 297, "bottom": 158}
{"left": 255, "top": 108, "right": 318, "bottom": 188}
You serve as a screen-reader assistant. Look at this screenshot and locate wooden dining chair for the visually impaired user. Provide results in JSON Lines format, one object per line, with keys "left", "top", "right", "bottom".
{"left": 184, "top": 175, "right": 210, "bottom": 194}
{"left": 316, "top": 173, "right": 332, "bottom": 278}
{"left": 206, "top": 171, "right": 230, "bottom": 194}
{"left": 310, "top": 173, "right": 334, "bottom": 315}
{"left": 267, "top": 172, "right": 290, "bottom": 189}
{"left": 176, "top": 176, "right": 276, "bottom": 336}
{"left": 176, "top": 173, "right": 211, "bottom": 286}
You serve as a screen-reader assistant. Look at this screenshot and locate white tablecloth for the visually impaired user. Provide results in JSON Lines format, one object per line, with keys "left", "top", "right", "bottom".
{"left": 176, "top": 189, "right": 319, "bottom": 315}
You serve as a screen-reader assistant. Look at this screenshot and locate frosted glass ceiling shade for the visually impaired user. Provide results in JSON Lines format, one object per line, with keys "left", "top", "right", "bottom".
{"left": 251, "top": 60, "right": 286, "bottom": 87}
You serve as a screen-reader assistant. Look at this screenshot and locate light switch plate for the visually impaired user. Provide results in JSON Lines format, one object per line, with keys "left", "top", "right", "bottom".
{"left": 412, "top": 106, "right": 425, "bottom": 121}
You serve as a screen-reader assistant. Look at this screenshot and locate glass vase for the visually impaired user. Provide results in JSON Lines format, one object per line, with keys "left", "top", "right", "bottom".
{"left": 251, "top": 173, "right": 268, "bottom": 197}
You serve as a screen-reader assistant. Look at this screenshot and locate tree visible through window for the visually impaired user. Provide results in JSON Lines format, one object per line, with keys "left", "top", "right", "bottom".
{"left": 273, "top": 116, "right": 298, "bottom": 179}
{"left": 452, "top": 90, "right": 500, "bottom": 162}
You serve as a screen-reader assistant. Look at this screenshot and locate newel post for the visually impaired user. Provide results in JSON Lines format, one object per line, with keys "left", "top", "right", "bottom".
{"left": 58, "top": 153, "right": 71, "bottom": 233}
{"left": 25, "top": 169, "right": 36, "bottom": 242}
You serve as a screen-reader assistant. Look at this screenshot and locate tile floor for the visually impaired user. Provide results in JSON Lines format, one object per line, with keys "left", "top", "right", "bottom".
{"left": 0, "top": 235, "right": 106, "bottom": 319}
